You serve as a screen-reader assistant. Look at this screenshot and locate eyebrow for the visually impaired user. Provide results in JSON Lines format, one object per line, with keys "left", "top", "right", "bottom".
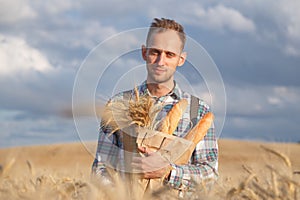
{"left": 146, "top": 47, "right": 179, "bottom": 56}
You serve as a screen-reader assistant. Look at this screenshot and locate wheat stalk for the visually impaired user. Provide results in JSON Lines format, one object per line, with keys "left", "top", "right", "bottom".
{"left": 26, "top": 160, "right": 35, "bottom": 176}
{"left": 1, "top": 158, "right": 16, "bottom": 177}
{"left": 271, "top": 170, "right": 279, "bottom": 197}
{"left": 260, "top": 145, "right": 291, "bottom": 168}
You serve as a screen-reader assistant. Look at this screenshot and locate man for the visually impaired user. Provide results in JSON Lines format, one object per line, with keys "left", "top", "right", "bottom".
{"left": 92, "top": 18, "right": 218, "bottom": 196}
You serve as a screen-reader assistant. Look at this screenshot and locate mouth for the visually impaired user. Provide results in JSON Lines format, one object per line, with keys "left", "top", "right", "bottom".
{"left": 153, "top": 67, "right": 167, "bottom": 74}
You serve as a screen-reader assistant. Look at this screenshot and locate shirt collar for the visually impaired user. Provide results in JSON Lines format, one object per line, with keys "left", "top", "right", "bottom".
{"left": 139, "top": 80, "right": 182, "bottom": 100}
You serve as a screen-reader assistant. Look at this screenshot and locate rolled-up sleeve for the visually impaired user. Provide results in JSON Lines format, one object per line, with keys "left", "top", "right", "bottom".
{"left": 166, "top": 124, "right": 218, "bottom": 190}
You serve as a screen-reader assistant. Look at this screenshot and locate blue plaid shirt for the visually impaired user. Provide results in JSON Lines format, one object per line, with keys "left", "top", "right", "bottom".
{"left": 92, "top": 81, "right": 218, "bottom": 190}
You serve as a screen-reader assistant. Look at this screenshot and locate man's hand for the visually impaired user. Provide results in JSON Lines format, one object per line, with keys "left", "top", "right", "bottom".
{"left": 132, "top": 146, "right": 171, "bottom": 179}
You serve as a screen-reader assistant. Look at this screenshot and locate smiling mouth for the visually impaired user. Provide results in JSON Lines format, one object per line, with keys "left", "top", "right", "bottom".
{"left": 153, "top": 67, "right": 166, "bottom": 73}
{"left": 155, "top": 68, "right": 165, "bottom": 72}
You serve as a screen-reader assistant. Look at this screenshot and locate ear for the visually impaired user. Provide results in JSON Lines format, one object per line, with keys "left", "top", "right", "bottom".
{"left": 178, "top": 52, "right": 187, "bottom": 67}
{"left": 141, "top": 45, "right": 147, "bottom": 61}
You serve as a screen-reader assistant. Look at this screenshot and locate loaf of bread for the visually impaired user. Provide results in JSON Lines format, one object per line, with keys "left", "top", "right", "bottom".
{"left": 159, "top": 99, "right": 188, "bottom": 135}
{"left": 174, "top": 112, "right": 214, "bottom": 165}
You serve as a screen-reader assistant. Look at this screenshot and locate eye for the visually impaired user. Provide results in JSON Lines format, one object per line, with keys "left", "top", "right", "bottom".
{"left": 166, "top": 51, "right": 176, "bottom": 58}
{"left": 148, "top": 48, "right": 160, "bottom": 56}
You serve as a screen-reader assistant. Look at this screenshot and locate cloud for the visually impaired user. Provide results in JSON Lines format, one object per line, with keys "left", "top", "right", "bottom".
{"left": 0, "top": 34, "right": 74, "bottom": 116}
{"left": 226, "top": 84, "right": 300, "bottom": 119}
{"left": 270, "top": 86, "right": 300, "bottom": 106}
{"left": 0, "top": 111, "right": 80, "bottom": 147}
{"left": 33, "top": 0, "right": 76, "bottom": 15}
{"left": 278, "top": 0, "right": 300, "bottom": 56}
{"left": 0, "top": 34, "right": 53, "bottom": 75}
{"left": 173, "top": 3, "right": 256, "bottom": 34}
{"left": 220, "top": 83, "right": 300, "bottom": 141}
{"left": 203, "top": 5, "right": 256, "bottom": 33}
{"left": 284, "top": 45, "right": 300, "bottom": 57}
{"left": 0, "top": 0, "right": 36, "bottom": 24}
{"left": 220, "top": 0, "right": 300, "bottom": 57}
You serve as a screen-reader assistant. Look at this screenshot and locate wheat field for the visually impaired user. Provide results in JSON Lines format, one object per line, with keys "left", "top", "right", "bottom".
{"left": 0, "top": 139, "right": 299, "bottom": 200}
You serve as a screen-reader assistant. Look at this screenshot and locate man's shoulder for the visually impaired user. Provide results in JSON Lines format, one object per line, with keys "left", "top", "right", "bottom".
{"left": 181, "top": 91, "right": 210, "bottom": 110}
{"left": 109, "top": 82, "right": 147, "bottom": 101}
{"left": 193, "top": 96, "right": 210, "bottom": 110}
{"left": 109, "top": 89, "right": 134, "bottom": 101}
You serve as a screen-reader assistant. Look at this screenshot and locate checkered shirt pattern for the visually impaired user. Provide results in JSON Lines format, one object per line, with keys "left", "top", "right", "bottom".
{"left": 91, "top": 81, "right": 218, "bottom": 190}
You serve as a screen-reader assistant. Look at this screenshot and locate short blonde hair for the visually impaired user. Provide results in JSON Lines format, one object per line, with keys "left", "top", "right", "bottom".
{"left": 146, "top": 18, "right": 186, "bottom": 50}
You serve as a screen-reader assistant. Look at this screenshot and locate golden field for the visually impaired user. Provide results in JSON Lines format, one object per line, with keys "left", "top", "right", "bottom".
{"left": 0, "top": 139, "right": 299, "bottom": 199}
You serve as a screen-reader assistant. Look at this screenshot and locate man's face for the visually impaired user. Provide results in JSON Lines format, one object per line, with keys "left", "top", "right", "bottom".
{"left": 142, "top": 29, "right": 186, "bottom": 86}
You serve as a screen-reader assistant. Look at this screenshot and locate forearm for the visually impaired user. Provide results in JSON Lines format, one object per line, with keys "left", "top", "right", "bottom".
{"left": 91, "top": 156, "right": 115, "bottom": 185}
{"left": 91, "top": 126, "right": 121, "bottom": 181}
{"left": 166, "top": 158, "right": 218, "bottom": 190}
{"left": 165, "top": 136, "right": 218, "bottom": 190}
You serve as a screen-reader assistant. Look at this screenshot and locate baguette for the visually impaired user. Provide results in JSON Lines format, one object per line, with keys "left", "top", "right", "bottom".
{"left": 159, "top": 99, "right": 188, "bottom": 134}
{"left": 185, "top": 112, "right": 214, "bottom": 142}
{"left": 174, "top": 112, "right": 214, "bottom": 165}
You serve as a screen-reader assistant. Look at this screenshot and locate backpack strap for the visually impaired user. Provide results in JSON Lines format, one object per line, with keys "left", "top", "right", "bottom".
{"left": 190, "top": 95, "right": 200, "bottom": 129}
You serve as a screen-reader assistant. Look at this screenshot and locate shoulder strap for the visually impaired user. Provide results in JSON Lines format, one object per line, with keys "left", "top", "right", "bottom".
{"left": 190, "top": 95, "right": 200, "bottom": 129}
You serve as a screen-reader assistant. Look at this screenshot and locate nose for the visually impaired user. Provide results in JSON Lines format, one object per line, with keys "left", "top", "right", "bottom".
{"left": 157, "top": 53, "right": 166, "bottom": 66}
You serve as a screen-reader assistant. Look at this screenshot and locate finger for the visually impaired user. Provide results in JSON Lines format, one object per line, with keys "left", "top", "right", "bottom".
{"left": 138, "top": 146, "right": 155, "bottom": 156}
{"left": 137, "top": 146, "right": 147, "bottom": 153}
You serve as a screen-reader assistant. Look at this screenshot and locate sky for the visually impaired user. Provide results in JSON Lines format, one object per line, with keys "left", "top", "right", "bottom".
{"left": 1, "top": 0, "right": 300, "bottom": 148}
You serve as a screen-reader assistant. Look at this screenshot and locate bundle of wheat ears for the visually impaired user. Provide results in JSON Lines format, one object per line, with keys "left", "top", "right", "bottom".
{"left": 101, "top": 87, "right": 163, "bottom": 133}
{"left": 101, "top": 86, "right": 213, "bottom": 160}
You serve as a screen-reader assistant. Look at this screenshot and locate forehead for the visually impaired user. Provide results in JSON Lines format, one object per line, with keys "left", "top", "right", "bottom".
{"left": 147, "top": 29, "right": 183, "bottom": 55}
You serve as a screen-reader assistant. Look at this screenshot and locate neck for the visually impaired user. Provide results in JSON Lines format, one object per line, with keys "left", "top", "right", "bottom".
{"left": 146, "top": 81, "right": 175, "bottom": 97}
